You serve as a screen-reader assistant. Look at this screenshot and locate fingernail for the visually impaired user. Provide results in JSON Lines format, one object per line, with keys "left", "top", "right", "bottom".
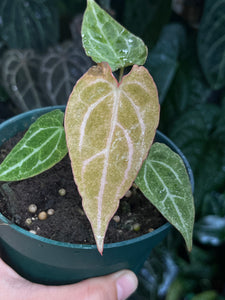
{"left": 115, "top": 270, "right": 138, "bottom": 300}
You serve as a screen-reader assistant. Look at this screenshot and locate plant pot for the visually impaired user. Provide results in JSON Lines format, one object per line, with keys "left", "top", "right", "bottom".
{"left": 0, "top": 106, "right": 194, "bottom": 285}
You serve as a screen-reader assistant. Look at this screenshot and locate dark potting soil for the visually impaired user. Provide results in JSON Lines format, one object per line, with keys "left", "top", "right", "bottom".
{"left": 0, "top": 132, "right": 166, "bottom": 245}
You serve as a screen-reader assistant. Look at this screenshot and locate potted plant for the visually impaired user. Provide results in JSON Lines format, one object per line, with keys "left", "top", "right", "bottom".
{"left": 0, "top": 0, "right": 194, "bottom": 285}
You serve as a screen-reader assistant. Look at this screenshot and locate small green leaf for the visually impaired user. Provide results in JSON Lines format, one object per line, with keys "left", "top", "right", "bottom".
{"left": 135, "top": 143, "right": 194, "bottom": 251}
{"left": 81, "top": 0, "right": 148, "bottom": 71}
{"left": 0, "top": 110, "right": 67, "bottom": 181}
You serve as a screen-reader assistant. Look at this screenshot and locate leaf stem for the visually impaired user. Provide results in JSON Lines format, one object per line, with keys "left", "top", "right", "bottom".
{"left": 119, "top": 67, "right": 124, "bottom": 82}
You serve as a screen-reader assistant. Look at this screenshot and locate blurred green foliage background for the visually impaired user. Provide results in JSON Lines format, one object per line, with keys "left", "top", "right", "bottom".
{"left": 0, "top": 0, "right": 224, "bottom": 299}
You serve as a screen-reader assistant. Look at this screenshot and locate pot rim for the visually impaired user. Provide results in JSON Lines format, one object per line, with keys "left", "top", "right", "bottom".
{"left": 0, "top": 106, "right": 194, "bottom": 251}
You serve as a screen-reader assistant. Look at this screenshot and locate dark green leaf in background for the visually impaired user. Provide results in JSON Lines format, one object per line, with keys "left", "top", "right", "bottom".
{"left": 168, "top": 104, "right": 220, "bottom": 170}
{"left": 198, "top": 0, "right": 225, "bottom": 89}
{"left": 160, "top": 44, "right": 212, "bottom": 128}
{"left": 145, "top": 24, "right": 186, "bottom": 103}
{"left": 200, "top": 192, "right": 225, "bottom": 218}
{"left": 1, "top": 49, "right": 46, "bottom": 111}
{"left": 0, "top": 0, "right": 59, "bottom": 52}
{"left": 39, "top": 41, "right": 92, "bottom": 105}
{"left": 123, "top": 0, "right": 172, "bottom": 47}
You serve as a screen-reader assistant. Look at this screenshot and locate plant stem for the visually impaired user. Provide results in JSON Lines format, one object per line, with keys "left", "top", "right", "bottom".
{"left": 119, "top": 67, "right": 124, "bottom": 82}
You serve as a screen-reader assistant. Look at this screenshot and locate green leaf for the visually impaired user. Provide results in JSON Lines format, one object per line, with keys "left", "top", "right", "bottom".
{"left": 1, "top": 49, "right": 46, "bottom": 111}
{"left": 135, "top": 143, "right": 194, "bottom": 251}
{"left": 145, "top": 23, "right": 186, "bottom": 103}
{"left": 123, "top": 0, "right": 172, "bottom": 47}
{"left": 81, "top": 0, "right": 148, "bottom": 71}
{"left": 160, "top": 43, "right": 212, "bottom": 128}
{"left": 0, "top": 0, "right": 59, "bottom": 52}
{"left": 198, "top": 0, "right": 225, "bottom": 89}
{"left": 0, "top": 110, "right": 67, "bottom": 181}
{"left": 191, "top": 290, "right": 218, "bottom": 300}
{"left": 65, "top": 63, "right": 159, "bottom": 253}
{"left": 168, "top": 104, "right": 220, "bottom": 173}
{"left": 200, "top": 192, "right": 225, "bottom": 218}
{"left": 40, "top": 41, "right": 92, "bottom": 105}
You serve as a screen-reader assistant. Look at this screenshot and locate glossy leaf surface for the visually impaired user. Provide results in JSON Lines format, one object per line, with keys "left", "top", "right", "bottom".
{"left": 65, "top": 63, "right": 159, "bottom": 253}
{"left": 135, "top": 142, "right": 194, "bottom": 251}
{"left": 81, "top": 0, "right": 147, "bottom": 71}
{"left": 0, "top": 110, "right": 67, "bottom": 181}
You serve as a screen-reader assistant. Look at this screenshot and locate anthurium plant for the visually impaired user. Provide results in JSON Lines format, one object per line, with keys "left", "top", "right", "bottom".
{"left": 0, "top": 0, "right": 194, "bottom": 254}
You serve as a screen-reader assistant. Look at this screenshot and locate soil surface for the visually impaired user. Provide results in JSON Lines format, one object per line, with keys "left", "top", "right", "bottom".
{"left": 0, "top": 132, "right": 166, "bottom": 245}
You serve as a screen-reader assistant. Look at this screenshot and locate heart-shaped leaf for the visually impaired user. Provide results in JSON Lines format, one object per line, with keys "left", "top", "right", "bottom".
{"left": 1, "top": 49, "right": 46, "bottom": 111}
{"left": 0, "top": 110, "right": 67, "bottom": 181}
{"left": 65, "top": 62, "right": 159, "bottom": 253}
{"left": 81, "top": 0, "right": 148, "bottom": 71}
{"left": 135, "top": 142, "right": 194, "bottom": 251}
{"left": 40, "top": 41, "right": 92, "bottom": 105}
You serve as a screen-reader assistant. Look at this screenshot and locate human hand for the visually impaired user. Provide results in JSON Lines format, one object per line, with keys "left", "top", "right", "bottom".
{"left": 0, "top": 258, "right": 138, "bottom": 300}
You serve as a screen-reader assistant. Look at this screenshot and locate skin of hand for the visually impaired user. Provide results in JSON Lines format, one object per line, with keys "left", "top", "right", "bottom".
{"left": 0, "top": 258, "right": 138, "bottom": 300}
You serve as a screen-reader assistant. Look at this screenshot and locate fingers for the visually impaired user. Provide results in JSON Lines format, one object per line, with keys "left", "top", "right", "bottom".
{"left": 0, "top": 258, "right": 138, "bottom": 300}
{"left": 43, "top": 270, "right": 138, "bottom": 300}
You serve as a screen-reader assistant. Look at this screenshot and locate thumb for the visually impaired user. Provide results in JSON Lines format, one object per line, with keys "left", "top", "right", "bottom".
{"left": 44, "top": 270, "right": 138, "bottom": 300}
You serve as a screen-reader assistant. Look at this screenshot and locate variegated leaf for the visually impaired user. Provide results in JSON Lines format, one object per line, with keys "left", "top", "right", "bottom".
{"left": 0, "top": 110, "right": 67, "bottom": 181}
{"left": 65, "top": 62, "right": 159, "bottom": 253}
{"left": 81, "top": 0, "right": 148, "bottom": 72}
{"left": 135, "top": 142, "right": 195, "bottom": 251}
{"left": 40, "top": 41, "right": 92, "bottom": 105}
{"left": 1, "top": 49, "right": 46, "bottom": 111}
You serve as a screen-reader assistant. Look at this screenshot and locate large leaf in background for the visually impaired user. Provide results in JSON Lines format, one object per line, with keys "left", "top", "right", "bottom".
{"left": 168, "top": 104, "right": 225, "bottom": 208}
{"left": 123, "top": 0, "right": 172, "bottom": 47}
{"left": 145, "top": 24, "right": 186, "bottom": 103}
{"left": 1, "top": 49, "right": 46, "bottom": 111}
{"left": 136, "top": 143, "right": 194, "bottom": 251}
{"left": 194, "top": 215, "right": 225, "bottom": 246}
{"left": 0, "top": 0, "right": 59, "bottom": 52}
{"left": 193, "top": 142, "right": 225, "bottom": 205}
{"left": 160, "top": 45, "right": 212, "bottom": 128}
{"left": 0, "top": 110, "right": 67, "bottom": 181}
{"left": 198, "top": 0, "right": 225, "bottom": 89}
{"left": 81, "top": 0, "right": 147, "bottom": 72}
{"left": 168, "top": 104, "right": 220, "bottom": 173}
{"left": 65, "top": 63, "right": 159, "bottom": 253}
{"left": 39, "top": 41, "right": 92, "bottom": 105}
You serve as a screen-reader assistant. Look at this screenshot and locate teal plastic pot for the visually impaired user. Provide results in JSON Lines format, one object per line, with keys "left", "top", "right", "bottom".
{"left": 0, "top": 106, "right": 194, "bottom": 285}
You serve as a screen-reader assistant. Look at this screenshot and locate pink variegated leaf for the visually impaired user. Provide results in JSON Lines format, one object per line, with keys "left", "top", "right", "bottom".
{"left": 64, "top": 62, "right": 159, "bottom": 253}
